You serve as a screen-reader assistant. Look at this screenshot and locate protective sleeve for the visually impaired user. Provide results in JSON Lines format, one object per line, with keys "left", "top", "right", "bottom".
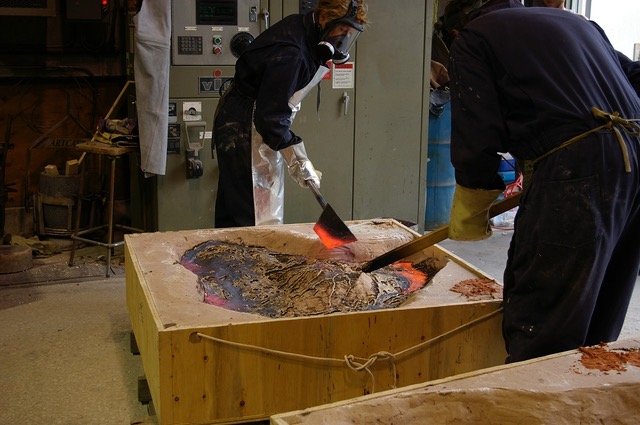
{"left": 253, "top": 45, "right": 307, "bottom": 151}
{"left": 448, "top": 32, "right": 507, "bottom": 191}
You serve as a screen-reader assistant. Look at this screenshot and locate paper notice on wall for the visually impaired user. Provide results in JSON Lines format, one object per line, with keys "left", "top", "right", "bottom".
{"left": 332, "top": 62, "right": 355, "bottom": 89}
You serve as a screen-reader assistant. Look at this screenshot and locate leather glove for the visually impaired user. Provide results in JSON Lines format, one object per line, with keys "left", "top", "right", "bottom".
{"left": 449, "top": 184, "right": 503, "bottom": 241}
{"left": 280, "top": 142, "right": 322, "bottom": 188}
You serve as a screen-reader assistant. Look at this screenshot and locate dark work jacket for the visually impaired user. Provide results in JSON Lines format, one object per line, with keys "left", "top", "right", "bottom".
{"left": 212, "top": 11, "right": 327, "bottom": 227}
{"left": 448, "top": 6, "right": 640, "bottom": 189}
{"left": 231, "top": 11, "right": 326, "bottom": 151}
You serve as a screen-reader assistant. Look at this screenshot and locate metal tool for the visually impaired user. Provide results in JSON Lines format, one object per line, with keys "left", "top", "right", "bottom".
{"left": 361, "top": 192, "right": 522, "bottom": 272}
{"left": 307, "top": 180, "right": 357, "bottom": 249}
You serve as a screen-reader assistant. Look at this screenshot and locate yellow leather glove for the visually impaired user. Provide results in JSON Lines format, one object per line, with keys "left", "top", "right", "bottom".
{"left": 449, "top": 184, "right": 503, "bottom": 241}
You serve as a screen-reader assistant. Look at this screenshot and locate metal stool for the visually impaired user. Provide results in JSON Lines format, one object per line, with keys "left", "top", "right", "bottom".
{"left": 68, "top": 140, "right": 144, "bottom": 277}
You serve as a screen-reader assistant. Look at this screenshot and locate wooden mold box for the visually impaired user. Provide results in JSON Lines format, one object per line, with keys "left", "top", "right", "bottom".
{"left": 125, "top": 219, "right": 507, "bottom": 425}
{"left": 271, "top": 338, "right": 640, "bottom": 424}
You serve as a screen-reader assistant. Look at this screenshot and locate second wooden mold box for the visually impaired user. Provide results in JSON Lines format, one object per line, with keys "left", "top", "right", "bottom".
{"left": 271, "top": 339, "right": 640, "bottom": 424}
{"left": 125, "top": 219, "right": 507, "bottom": 425}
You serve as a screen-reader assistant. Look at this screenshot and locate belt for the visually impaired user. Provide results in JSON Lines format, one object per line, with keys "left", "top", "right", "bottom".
{"left": 523, "top": 107, "right": 640, "bottom": 179}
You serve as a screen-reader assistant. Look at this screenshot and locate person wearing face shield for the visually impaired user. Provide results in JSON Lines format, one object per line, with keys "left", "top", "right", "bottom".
{"left": 212, "top": 0, "right": 368, "bottom": 228}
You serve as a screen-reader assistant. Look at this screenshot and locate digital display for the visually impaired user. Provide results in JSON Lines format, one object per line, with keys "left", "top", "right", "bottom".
{"left": 196, "top": 0, "right": 237, "bottom": 25}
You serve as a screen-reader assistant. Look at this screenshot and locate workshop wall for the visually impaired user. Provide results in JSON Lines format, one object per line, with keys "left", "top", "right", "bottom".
{"left": 0, "top": 1, "right": 132, "bottom": 237}
{"left": 1, "top": 79, "right": 127, "bottom": 231}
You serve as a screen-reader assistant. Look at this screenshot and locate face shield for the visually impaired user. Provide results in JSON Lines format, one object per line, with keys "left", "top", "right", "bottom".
{"left": 317, "top": 1, "right": 364, "bottom": 64}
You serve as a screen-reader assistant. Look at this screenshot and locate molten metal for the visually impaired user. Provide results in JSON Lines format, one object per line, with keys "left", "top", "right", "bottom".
{"left": 390, "top": 262, "right": 430, "bottom": 294}
{"left": 180, "top": 240, "right": 444, "bottom": 318}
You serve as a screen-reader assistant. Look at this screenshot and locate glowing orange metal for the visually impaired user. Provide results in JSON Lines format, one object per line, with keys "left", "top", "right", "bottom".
{"left": 308, "top": 181, "right": 357, "bottom": 249}
{"left": 390, "top": 262, "right": 429, "bottom": 293}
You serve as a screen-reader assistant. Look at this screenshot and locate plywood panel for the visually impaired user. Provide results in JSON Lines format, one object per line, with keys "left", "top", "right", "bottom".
{"left": 125, "top": 243, "right": 165, "bottom": 417}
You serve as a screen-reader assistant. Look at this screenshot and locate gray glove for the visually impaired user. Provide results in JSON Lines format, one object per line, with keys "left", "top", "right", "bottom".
{"left": 280, "top": 142, "right": 322, "bottom": 188}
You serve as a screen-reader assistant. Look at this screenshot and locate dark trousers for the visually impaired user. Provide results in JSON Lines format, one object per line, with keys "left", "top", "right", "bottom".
{"left": 503, "top": 131, "right": 640, "bottom": 362}
{"left": 213, "top": 88, "right": 256, "bottom": 228}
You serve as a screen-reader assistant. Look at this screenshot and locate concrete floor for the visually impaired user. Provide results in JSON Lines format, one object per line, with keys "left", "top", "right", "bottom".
{"left": 0, "top": 246, "right": 153, "bottom": 425}
{"left": 0, "top": 230, "right": 638, "bottom": 425}
{"left": 439, "top": 230, "right": 640, "bottom": 339}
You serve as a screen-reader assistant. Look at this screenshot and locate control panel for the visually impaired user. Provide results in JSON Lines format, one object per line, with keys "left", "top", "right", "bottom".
{"left": 172, "top": 0, "right": 261, "bottom": 66}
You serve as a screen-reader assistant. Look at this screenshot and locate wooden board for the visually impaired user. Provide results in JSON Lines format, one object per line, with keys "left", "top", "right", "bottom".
{"left": 271, "top": 339, "right": 640, "bottom": 424}
{"left": 125, "top": 219, "right": 506, "bottom": 425}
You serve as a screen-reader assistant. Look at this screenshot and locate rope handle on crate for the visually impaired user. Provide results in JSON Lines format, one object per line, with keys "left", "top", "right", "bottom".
{"left": 191, "top": 307, "right": 503, "bottom": 393}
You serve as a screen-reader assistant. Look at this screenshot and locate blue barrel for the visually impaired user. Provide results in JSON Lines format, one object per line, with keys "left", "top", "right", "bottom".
{"left": 425, "top": 103, "right": 455, "bottom": 230}
{"left": 499, "top": 155, "right": 517, "bottom": 185}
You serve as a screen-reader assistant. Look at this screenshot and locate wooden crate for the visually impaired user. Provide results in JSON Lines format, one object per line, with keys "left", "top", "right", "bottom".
{"left": 125, "top": 219, "right": 506, "bottom": 425}
{"left": 271, "top": 339, "right": 640, "bottom": 424}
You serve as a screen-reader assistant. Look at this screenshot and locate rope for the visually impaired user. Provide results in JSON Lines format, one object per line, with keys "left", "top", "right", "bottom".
{"left": 345, "top": 351, "right": 396, "bottom": 393}
{"left": 490, "top": 174, "right": 522, "bottom": 231}
{"left": 194, "top": 306, "right": 503, "bottom": 393}
{"left": 392, "top": 307, "right": 503, "bottom": 359}
{"left": 503, "top": 173, "right": 523, "bottom": 198}
{"left": 531, "top": 107, "right": 640, "bottom": 173}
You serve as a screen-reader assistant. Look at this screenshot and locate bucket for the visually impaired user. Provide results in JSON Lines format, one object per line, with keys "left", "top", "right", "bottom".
{"left": 37, "top": 171, "right": 91, "bottom": 236}
{"left": 425, "top": 102, "right": 455, "bottom": 230}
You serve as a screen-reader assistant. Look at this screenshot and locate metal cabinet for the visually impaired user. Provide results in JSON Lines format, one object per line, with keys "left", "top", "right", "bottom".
{"left": 157, "top": 0, "right": 433, "bottom": 231}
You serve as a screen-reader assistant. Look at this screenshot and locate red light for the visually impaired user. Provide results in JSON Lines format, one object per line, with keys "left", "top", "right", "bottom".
{"left": 102, "top": 0, "right": 108, "bottom": 6}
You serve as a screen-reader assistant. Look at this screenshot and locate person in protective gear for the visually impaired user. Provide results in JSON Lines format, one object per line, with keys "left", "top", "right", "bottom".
{"left": 213, "top": 0, "right": 368, "bottom": 228}
{"left": 444, "top": 0, "right": 640, "bottom": 363}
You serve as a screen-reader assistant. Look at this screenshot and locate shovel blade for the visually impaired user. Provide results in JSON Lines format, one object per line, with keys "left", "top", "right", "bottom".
{"left": 313, "top": 204, "right": 357, "bottom": 249}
